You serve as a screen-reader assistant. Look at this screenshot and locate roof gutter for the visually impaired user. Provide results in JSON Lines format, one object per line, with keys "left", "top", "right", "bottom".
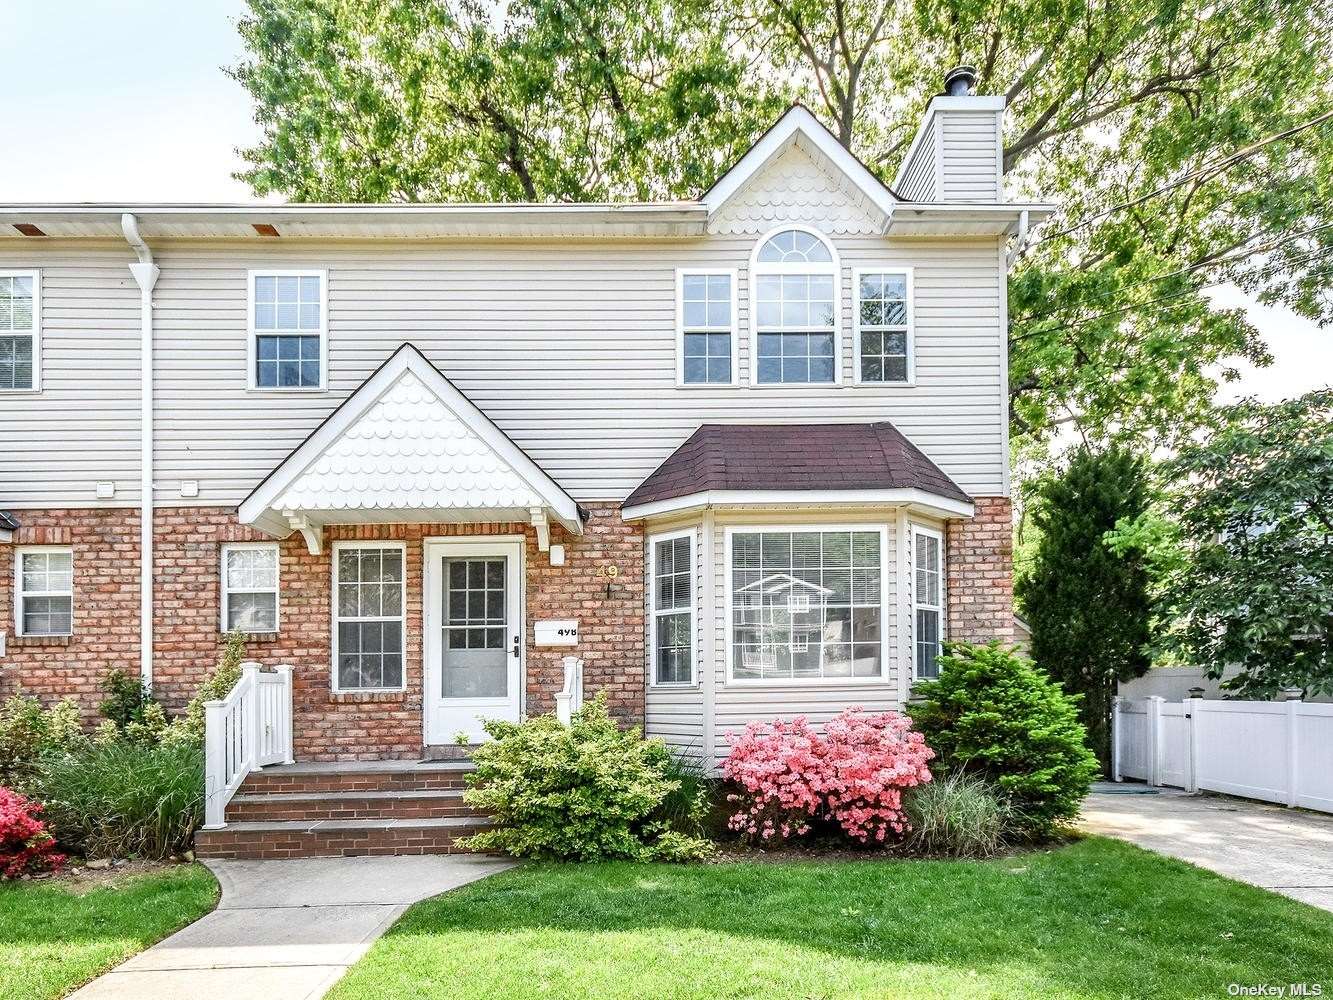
{"left": 122, "top": 214, "right": 160, "bottom": 691}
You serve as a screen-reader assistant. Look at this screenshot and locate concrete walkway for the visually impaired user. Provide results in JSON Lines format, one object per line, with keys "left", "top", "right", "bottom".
{"left": 1081, "top": 785, "right": 1333, "bottom": 911}
{"left": 71, "top": 854, "right": 514, "bottom": 1000}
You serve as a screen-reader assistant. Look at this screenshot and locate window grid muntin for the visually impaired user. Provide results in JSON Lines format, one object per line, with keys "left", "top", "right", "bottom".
{"left": 652, "top": 532, "right": 693, "bottom": 686}
{"left": 17, "top": 548, "right": 72, "bottom": 636}
{"left": 0, "top": 272, "right": 37, "bottom": 391}
{"left": 912, "top": 528, "right": 944, "bottom": 679}
{"left": 445, "top": 557, "right": 507, "bottom": 651}
{"left": 249, "top": 270, "right": 325, "bottom": 391}
{"left": 222, "top": 544, "right": 279, "bottom": 634}
{"left": 333, "top": 544, "right": 406, "bottom": 692}
{"left": 678, "top": 270, "right": 735, "bottom": 386}
{"left": 751, "top": 229, "right": 838, "bottom": 386}
{"left": 728, "top": 528, "right": 884, "bottom": 682}
{"left": 856, "top": 271, "right": 911, "bottom": 384}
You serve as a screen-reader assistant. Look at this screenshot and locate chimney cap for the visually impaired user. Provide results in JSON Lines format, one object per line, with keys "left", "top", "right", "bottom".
{"left": 943, "top": 65, "right": 978, "bottom": 97}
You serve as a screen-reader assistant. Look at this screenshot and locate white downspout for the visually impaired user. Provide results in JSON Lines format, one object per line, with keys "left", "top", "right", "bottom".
{"left": 122, "top": 214, "right": 159, "bottom": 691}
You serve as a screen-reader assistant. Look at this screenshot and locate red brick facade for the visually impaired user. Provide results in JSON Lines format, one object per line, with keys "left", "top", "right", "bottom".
{"left": 2, "top": 497, "right": 1012, "bottom": 759}
{"left": 946, "top": 495, "right": 1015, "bottom": 644}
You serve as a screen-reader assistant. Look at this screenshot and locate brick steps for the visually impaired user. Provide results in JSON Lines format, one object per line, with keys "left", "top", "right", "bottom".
{"left": 195, "top": 759, "right": 494, "bottom": 860}
{"left": 195, "top": 816, "right": 491, "bottom": 860}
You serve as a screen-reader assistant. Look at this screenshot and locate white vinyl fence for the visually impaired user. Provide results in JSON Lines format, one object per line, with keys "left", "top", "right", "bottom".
{"left": 1113, "top": 695, "right": 1333, "bottom": 813}
{"left": 203, "top": 661, "right": 294, "bottom": 829}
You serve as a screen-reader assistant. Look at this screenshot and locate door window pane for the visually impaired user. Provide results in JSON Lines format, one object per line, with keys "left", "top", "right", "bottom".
{"left": 442, "top": 557, "right": 508, "bottom": 697}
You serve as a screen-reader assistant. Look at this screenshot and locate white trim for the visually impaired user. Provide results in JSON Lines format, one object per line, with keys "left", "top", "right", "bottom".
{"left": 238, "top": 344, "right": 582, "bottom": 535}
{"left": 14, "top": 544, "right": 73, "bottom": 638}
{"left": 852, "top": 266, "right": 915, "bottom": 386}
{"left": 998, "top": 243, "right": 1012, "bottom": 496}
{"left": 648, "top": 527, "right": 696, "bottom": 688}
{"left": 748, "top": 225, "right": 841, "bottom": 387}
{"left": 330, "top": 539, "right": 408, "bottom": 694}
{"left": 246, "top": 268, "right": 329, "bottom": 393}
{"left": 723, "top": 523, "right": 890, "bottom": 686}
{"left": 909, "top": 523, "right": 945, "bottom": 680}
{"left": 674, "top": 268, "right": 739, "bottom": 388}
{"left": 219, "top": 542, "right": 280, "bottom": 635}
{"left": 704, "top": 106, "right": 897, "bottom": 219}
{"left": 622, "top": 489, "right": 974, "bottom": 522}
{"left": 0, "top": 270, "right": 40, "bottom": 393}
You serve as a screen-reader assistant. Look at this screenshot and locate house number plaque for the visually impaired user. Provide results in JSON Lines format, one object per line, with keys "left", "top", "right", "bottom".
{"left": 534, "top": 619, "right": 579, "bottom": 647}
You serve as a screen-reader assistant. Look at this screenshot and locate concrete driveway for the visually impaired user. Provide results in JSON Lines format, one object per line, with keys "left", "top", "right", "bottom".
{"left": 70, "top": 854, "right": 514, "bottom": 1000}
{"left": 1081, "top": 785, "right": 1333, "bottom": 911}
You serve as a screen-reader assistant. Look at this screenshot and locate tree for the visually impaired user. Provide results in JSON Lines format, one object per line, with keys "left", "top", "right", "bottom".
{"left": 233, "top": 0, "right": 1333, "bottom": 451}
{"left": 1116, "top": 390, "right": 1333, "bottom": 699}
{"left": 1016, "top": 446, "right": 1151, "bottom": 769}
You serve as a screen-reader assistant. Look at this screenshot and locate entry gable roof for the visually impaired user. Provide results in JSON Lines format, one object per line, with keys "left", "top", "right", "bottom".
{"left": 702, "top": 105, "right": 899, "bottom": 222}
{"left": 238, "top": 344, "right": 582, "bottom": 539}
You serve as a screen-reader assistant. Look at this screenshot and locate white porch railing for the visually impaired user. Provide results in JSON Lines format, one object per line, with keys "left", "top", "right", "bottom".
{"left": 1113, "top": 694, "right": 1333, "bottom": 813}
{"left": 203, "top": 661, "right": 294, "bottom": 829}
{"left": 555, "top": 655, "right": 584, "bottom": 725}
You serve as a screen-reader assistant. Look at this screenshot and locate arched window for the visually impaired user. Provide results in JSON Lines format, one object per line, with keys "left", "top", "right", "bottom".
{"left": 751, "top": 228, "right": 838, "bottom": 384}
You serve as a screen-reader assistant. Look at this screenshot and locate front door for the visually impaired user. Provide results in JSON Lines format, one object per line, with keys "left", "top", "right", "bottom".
{"left": 424, "top": 538, "right": 524, "bottom": 744}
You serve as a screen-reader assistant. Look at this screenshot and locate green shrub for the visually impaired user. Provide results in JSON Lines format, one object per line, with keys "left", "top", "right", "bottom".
{"left": 33, "top": 739, "right": 203, "bottom": 859}
{"left": 903, "top": 770, "right": 1010, "bottom": 858}
{"left": 0, "top": 696, "right": 86, "bottom": 791}
{"left": 98, "top": 669, "right": 155, "bottom": 731}
{"left": 169, "top": 631, "right": 248, "bottom": 746}
{"left": 909, "top": 642, "right": 1099, "bottom": 839}
{"left": 462, "top": 695, "right": 713, "bottom": 861}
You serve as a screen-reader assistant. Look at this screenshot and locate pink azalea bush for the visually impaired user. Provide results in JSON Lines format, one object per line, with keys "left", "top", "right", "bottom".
{"left": 0, "top": 787, "right": 65, "bottom": 878}
{"left": 722, "top": 708, "right": 934, "bottom": 844}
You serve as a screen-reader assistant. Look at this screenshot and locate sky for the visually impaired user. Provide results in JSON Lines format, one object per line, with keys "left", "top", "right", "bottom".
{"left": 2, "top": 1, "right": 1327, "bottom": 403}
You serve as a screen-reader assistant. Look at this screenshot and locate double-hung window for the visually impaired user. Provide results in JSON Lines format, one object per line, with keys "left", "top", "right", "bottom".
{"left": 752, "top": 229, "right": 838, "bottom": 385}
{"left": 855, "top": 270, "right": 912, "bottom": 383}
{"left": 651, "top": 531, "right": 693, "bottom": 685}
{"left": 728, "top": 527, "right": 884, "bottom": 681}
{"left": 0, "top": 271, "right": 39, "bottom": 391}
{"left": 912, "top": 526, "right": 944, "bottom": 679}
{"left": 221, "top": 543, "right": 279, "bottom": 634}
{"left": 16, "top": 547, "right": 72, "bottom": 636}
{"left": 677, "top": 270, "right": 735, "bottom": 385}
{"left": 249, "top": 270, "right": 326, "bottom": 390}
{"left": 333, "top": 542, "right": 405, "bottom": 691}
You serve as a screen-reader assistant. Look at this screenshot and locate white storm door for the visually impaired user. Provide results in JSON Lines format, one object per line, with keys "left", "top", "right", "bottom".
{"left": 424, "top": 538, "right": 523, "bottom": 744}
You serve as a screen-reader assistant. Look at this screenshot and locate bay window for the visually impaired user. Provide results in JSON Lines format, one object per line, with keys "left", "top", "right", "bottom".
{"left": 913, "top": 526, "right": 944, "bottom": 678}
{"left": 728, "top": 527, "right": 884, "bottom": 681}
{"left": 651, "top": 531, "right": 694, "bottom": 685}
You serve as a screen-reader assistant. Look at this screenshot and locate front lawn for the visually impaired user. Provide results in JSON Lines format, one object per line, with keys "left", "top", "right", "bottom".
{"left": 0, "top": 864, "right": 218, "bottom": 1000}
{"left": 331, "top": 837, "right": 1333, "bottom": 1000}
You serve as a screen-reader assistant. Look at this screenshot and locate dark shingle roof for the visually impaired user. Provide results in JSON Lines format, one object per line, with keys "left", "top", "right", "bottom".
{"left": 0, "top": 511, "right": 18, "bottom": 532}
{"left": 623, "top": 423, "right": 971, "bottom": 509}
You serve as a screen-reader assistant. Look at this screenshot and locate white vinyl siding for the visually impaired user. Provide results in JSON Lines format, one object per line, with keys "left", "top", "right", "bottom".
{"left": 221, "top": 542, "right": 279, "bottom": 634}
{"left": 855, "top": 269, "right": 913, "bottom": 384}
{"left": 911, "top": 525, "right": 944, "bottom": 678}
{"left": 896, "top": 123, "right": 939, "bottom": 202}
{"left": 0, "top": 271, "right": 39, "bottom": 392}
{"left": 940, "top": 111, "right": 1002, "bottom": 202}
{"left": 332, "top": 542, "right": 406, "bottom": 692}
{"left": 16, "top": 546, "right": 73, "bottom": 636}
{"left": 1, "top": 235, "right": 1006, "bottom": 507}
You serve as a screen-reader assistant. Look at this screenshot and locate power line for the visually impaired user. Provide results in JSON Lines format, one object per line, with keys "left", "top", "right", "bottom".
{"left": 1022, "top": 110, "right": 1333, "bottom": 251}
{"left": 1013, "top": 221, "right": 1333, "bottom": 325}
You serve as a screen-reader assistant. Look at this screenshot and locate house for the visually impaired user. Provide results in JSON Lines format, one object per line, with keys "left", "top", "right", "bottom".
{"left": 0, "top": 75, "right": 1049, "bottom": 853}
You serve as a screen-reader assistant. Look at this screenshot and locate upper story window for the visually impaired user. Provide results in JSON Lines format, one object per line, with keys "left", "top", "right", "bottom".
{"left": 856, "top": 270, "right": 913, "bottom": 384}
{"left": 0, "top": 271, "right": 39, "bottom": 392}
{"left": 221, "top": 542, "right": 279, "bottom": 634}
{"left": 16, "top": 546, "right": 72, "bottom": 636}
{"left": 752, "top": 228, "right": 838, "bottom": 385}
{"left": 677, "top": 270, "right": 736, "bottom": 386}
{"left": 248, "top": 270, "right": 326, "bottom": 390}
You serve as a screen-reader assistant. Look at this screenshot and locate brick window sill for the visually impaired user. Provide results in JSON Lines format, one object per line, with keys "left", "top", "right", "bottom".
{"left": 328, "top": 690, "right": 407, "bottom": 705}
{"left": 9, "top": 635, "right": 73, "bottom": 648}
{"left": 219, "top": 631, "right": 280, "bottom": 644}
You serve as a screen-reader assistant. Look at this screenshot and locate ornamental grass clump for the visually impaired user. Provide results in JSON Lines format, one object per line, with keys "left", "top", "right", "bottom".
{"left": 903, "top": 770, "right": 1010, "bottom": 858}
{"left": 722, "top": 708, "right": 934, "bottom": 845}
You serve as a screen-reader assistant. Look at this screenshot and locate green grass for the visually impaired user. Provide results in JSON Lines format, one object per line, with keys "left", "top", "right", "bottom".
{"left": 0, "top": 864, "right": 218, "bottom": 1000}
{"left": 330, "top": 837, "right": 1333, "bottom": 1000}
